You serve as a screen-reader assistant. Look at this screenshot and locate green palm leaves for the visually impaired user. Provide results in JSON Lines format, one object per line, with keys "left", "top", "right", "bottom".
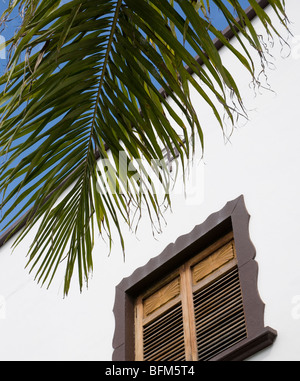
{"left": 0, "top": 0, "right": 288, "bottom": 294}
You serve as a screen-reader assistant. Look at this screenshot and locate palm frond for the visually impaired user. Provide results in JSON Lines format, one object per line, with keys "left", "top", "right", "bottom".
{"left": 0, "top": 0, "right": 289, "bottom": 294}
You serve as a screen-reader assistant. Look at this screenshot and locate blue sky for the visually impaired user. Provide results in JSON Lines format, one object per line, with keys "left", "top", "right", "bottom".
{"left": 0, "top": 0, "right": 251, "bottom": 234}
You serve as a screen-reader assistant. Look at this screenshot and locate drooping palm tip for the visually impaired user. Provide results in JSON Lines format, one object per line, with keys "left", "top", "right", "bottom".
{"left": 0, "top": 0, "right": 289, "bottom": 295}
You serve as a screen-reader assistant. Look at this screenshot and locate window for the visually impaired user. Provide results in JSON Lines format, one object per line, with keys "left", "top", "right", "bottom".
{"left": 113, "top": 196, "right": 277, "bottom": 361}
{"left": 135, "top": 234, "right": 246, "bottom": 361}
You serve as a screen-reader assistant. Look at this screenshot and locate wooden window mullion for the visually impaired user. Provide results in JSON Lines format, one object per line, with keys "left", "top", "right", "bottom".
{"left": 135, "top": 296, "right": 144, "bottom": 360}
{"left": 180, "top": 264, "right": 198, "bottom": 361}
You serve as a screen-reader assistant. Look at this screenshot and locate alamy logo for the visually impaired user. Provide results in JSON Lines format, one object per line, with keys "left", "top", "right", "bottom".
{"left": 95, "top": 151, "right": 205, "bottom": 206}
{"left": 0, "top": 35, "right": 6, "bottom": 60}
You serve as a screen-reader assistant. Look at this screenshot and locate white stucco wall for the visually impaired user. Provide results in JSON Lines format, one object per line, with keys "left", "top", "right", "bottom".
{"left": 0, "top": 1, "right": 300, "bottom": 361}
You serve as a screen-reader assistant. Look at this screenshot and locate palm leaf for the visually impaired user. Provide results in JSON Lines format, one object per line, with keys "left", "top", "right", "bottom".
{"left": 0, "top": 0, "right": 289, "bottom": 294}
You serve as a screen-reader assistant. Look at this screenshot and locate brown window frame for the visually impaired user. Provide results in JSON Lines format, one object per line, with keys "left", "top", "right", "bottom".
{"left": 112, "top": 195, "right": 277, "bottom": 361}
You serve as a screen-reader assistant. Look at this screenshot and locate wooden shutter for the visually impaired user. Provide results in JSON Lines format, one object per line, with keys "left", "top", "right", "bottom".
{"left": 193, "top": 267, "right": 247, "bottom": 360}
{"left": 143, "top": 303, "right": 185, "bottom": 360}
{"left": 135, "top": 233, "right": 248, "bottom": 361}
{"left": 135, "top": 274, "right": 186, "bottom": 361}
